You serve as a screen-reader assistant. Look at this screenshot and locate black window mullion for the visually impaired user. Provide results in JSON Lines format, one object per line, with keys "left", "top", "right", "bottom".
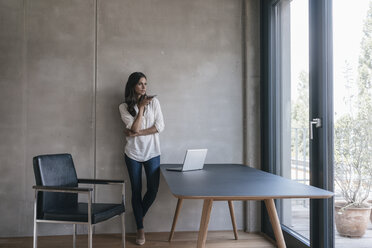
{"left": 309, "top": 0, "right": 334, "bottom": 248}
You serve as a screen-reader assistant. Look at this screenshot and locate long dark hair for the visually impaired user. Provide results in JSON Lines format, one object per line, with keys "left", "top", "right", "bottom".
{"left": 125, "top": 72, "right": 147, "bottom": 117}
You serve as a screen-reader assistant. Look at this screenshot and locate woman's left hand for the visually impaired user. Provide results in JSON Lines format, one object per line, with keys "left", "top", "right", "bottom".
{"left": 125, "top": 129, "right": 139, "bottom": 137}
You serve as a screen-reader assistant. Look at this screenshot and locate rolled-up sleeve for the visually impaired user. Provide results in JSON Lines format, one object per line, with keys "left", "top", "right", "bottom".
{"left": 119, "top": 103, "right": 134, "bottom": 129}
{"left": 153, "top": 98, "right": 165, "bottom": 133}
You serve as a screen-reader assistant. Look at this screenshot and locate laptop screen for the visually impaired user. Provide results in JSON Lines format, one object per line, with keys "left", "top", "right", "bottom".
{"left": 182, "top": 149, "right": 208, "bottom": 171}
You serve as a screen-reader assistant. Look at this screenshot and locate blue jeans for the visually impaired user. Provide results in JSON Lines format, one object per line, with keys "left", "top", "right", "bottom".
{"left": 125, "top": 154, "right": 160, "bottom": 230}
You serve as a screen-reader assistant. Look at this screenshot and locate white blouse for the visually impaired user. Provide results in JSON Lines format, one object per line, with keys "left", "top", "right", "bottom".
{"left": 119, "top": 98, "right": 165, "bottom": 162}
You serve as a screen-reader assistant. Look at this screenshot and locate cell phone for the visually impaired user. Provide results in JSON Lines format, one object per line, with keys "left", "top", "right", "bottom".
{"left": 146, "top": 95, "right": 157, "bottom": 99}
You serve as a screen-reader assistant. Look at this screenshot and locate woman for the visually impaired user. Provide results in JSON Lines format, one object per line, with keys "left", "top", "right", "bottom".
{"left": 119, "top": 72, "right": 165, "bottom": 245}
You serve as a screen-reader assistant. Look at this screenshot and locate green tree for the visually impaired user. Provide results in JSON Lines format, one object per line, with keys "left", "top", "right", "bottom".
{"left": 291, "top": 71, "right": 309, "bottom": 129}
{"left": 291, "top": 70, "right": 309, "bottom": 160}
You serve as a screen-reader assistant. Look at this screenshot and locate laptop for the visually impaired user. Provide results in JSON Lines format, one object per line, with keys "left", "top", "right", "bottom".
{"left": 166, "top": 149, "right": 208, "bottom": 172}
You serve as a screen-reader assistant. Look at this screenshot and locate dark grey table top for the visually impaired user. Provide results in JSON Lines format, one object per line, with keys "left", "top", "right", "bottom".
{"left": 160, "top": 164, "right": 334, "bottom": 200}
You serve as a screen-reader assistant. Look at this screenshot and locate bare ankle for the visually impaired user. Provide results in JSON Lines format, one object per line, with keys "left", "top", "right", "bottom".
{"left": 137, "top": 229, "right": 145, "bottom": 236}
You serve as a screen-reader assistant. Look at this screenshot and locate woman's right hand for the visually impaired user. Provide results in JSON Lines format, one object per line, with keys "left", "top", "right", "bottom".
{"left": 137, "top": 96, "right": 153, "bottom": 109}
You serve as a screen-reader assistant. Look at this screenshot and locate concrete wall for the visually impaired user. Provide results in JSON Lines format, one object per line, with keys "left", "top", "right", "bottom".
{"left": 0, "top": 0, "right": 260, "bottom": 236}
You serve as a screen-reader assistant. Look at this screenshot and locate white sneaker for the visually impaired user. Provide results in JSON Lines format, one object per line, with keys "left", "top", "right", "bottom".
{"left": 135, "top": 237, "right": 145, "bottom": 246}
{"left": 136, "top": 230, "right": 145, "bottom": 246}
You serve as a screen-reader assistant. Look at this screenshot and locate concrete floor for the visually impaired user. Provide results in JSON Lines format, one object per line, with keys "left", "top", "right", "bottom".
{"left": 289, "top": 204, "right": 372, "bottom": 248}
{"left": 335, "top": 222, "right": 372, "bottom": 248}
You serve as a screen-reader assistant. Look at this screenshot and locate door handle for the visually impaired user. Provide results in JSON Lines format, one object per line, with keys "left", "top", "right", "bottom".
{"left": 310, "top": 118, "right": 322, "bottom": 140}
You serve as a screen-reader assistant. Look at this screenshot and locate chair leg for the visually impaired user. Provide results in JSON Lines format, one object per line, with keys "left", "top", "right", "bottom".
{"left": 73, "top": 224, "right": 77, "bottom": 248}
{"left": 33, "top": 221, "right": 37, "bottom": 248}
{"left": 33, "top": 191, "right": 38, "bottom": 248}
{"left": 121, "top": 213, "right": 126, "bottom": 248}
{"left": 88, "top": 225, "right": 93, "bottom": 248}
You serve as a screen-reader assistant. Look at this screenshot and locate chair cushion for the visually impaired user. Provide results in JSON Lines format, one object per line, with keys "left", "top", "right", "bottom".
{"left": 42, "top": 203, "right": 125, "bottom": 224}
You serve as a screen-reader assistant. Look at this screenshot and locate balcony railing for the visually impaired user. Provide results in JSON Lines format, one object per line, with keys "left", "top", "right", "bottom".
{"left": 291, "top": 128, "right": 310, "bottom": 207}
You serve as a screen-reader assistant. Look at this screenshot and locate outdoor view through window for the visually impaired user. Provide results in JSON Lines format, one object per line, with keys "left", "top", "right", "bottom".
{"left": 281, "top": 0, "right": 310, "bottom": 239}
{"left": 333, "top": 1, "right": 372, "bottom": 247}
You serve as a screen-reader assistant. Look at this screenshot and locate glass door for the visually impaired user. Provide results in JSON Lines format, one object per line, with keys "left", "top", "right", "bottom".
{"left": 279, "top": 0, "right": 310, "bottom": 240}
{"left": 261, "top": 0, "right": 333, "bottom": 247}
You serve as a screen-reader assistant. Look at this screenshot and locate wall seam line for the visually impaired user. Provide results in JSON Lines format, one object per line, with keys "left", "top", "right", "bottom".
{"left": 241, "top": 0, "right": 248, "bottom": 233}
{"left": 21, "top": 0, "right": 29, "bottom": 235}
{"left": 93, "top": 0, "right": 98, "bottom": 202}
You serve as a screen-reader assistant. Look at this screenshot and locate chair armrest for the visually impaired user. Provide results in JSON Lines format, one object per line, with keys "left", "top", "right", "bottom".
{"left": 78, "top": 179, "right": 125, "bottom": 205}
{"left": 78, "top": 178, "right": 124, "bottom": 185}
{"left": 32, "top": 185, "right": 93, "bottom": 194}
{"left": 32, "top": 185, "right": 95, "bottom": 221}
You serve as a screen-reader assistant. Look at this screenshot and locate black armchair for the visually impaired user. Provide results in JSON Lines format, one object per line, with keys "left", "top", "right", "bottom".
{"left": 32, "top": 153, "right": 125, "bottom": 248}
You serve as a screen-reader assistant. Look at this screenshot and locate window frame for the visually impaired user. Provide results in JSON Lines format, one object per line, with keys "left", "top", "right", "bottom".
{"left": 260, "top": 0, "right": 334, "bottom": 247}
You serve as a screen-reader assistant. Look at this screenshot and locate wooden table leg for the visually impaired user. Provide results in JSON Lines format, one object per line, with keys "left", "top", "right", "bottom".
{"left": 197, "top": 199, "right": 213, "bottom": 248}
{"left": 228, "top": 200, "right": 238, "bottom": 240}
{"left": 264, "top": 199, "right": 286, "bottom": 248}
{"left": 168, "top": 198, "right": 183, "bottom": 241}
